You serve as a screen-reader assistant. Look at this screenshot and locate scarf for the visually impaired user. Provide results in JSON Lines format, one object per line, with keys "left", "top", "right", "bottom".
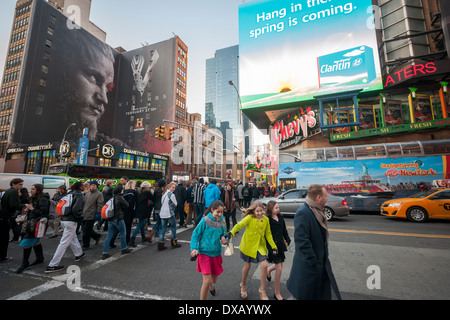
{"left": 305, "top": 196, "right": 328, "bottom": 239}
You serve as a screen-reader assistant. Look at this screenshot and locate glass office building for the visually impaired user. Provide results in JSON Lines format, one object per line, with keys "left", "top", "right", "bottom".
{"left": 205, "top": 45, "right": 250, "bottom": 156}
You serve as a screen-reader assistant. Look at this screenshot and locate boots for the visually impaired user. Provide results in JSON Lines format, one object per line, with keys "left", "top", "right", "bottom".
{"left": 15, "top": 247, "right": 32, "bottom": 274}
{"left": 148, "top": 229, "right": 155, "bottom": 243}
{"left": 29, "top": 243, "right": 44, "bottom": 266}
{"left": 158, "top": 241, "right": 167, "bottom": 251}
{"left": 141, "top": 236, "right": 149, "bottom": 244}
{"left": 171, "top": 239, "right": 181, "bottom": 249}
{"left": 128, "top": 237, "right": 137, "bottom": 248}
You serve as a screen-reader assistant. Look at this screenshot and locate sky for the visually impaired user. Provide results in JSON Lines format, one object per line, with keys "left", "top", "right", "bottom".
{"left": 0, "top": 0, "right": 244, "bottom": 122}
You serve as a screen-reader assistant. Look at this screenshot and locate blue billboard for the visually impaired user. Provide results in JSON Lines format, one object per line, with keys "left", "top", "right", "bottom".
{"left": 239, "top": 0, "right": 383, "bottom": 109}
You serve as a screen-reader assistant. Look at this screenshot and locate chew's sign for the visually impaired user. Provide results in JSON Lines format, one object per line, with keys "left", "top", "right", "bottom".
{"left": 271, "top": 108, "right": 320, "bottom": 149}
{"left": 383, "top": 61, "right": 450, "bottom": 88}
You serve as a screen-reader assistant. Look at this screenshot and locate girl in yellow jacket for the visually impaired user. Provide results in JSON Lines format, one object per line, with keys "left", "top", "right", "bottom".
{"left": 227, "top": 200, "right": 278, "bottom": 300}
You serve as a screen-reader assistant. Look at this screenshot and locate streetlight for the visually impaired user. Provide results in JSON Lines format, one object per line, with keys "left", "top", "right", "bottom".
{"left": 228, "top": 80, "right": 246, "bottom": 183}
{"left": 59, "top": 122, "right": 76, "bottom": 163}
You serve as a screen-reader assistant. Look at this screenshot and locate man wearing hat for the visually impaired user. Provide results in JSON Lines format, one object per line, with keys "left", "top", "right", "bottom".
{"left": 82, "top": 181, "right": 104, "bottom": 249}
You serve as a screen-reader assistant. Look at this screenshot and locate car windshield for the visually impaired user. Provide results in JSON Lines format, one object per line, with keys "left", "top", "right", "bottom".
{"left": 408, "top": 189, "right": 438, "bottom": 198}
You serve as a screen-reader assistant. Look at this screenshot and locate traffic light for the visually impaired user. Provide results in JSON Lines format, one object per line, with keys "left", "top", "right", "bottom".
{"left": 168, "top": 127, "right": 175, "bottom": 140}
{"left": 160, "top": 125, "right": 167, "bottom": 140}
{"left": 155, "top": 126, "right": 161, "bottom": 140}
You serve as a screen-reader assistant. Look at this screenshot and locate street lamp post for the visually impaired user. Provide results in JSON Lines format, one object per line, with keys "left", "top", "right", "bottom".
{"left": 59, "top": 122, "right": 76, "bottom": 163}
{"left": 228, "top": 80, "right": 246, "bottom": 183}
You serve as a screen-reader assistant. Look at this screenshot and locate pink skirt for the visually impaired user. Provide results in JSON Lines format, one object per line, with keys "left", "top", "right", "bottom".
{"left": 197, "top": 254, "right": 223, "bottom": 276}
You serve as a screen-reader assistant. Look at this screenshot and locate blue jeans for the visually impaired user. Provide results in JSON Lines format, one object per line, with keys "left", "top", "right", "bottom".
{"left": 103, "top": 220, "right": 128, "bottom": 253}
{"left": 194, "top": 203, "right": 205, "bottom": 225}
{"left": 159, "top": 215, "right": 177, "bottom": 242}
{"left": 131, "top": 218, "right": 147, "bottom": 238}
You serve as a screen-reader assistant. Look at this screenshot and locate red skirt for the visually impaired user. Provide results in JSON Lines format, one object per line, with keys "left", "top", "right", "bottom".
{"left": 197, "top": 253, "right": 223, "bottom": 276}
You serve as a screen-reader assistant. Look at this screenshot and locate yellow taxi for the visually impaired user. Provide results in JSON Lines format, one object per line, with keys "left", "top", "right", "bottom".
{"left": 381, "top": 188, "right": 450, "bottom": 222}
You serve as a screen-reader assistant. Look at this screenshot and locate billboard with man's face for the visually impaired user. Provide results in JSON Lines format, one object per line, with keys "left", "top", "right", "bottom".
{"left": 10, "top": 0, "right": 175, "bottom": 155}
{"left": 239, "top": 0, "right": 383, "bottom": 109}
{"left": 11, "top": 0, "right": 120, "bottom": 146}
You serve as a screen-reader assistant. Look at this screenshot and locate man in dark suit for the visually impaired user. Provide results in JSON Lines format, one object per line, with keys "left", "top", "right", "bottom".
{"left": 287, "top": 184, "right": 341, "bottom": 300}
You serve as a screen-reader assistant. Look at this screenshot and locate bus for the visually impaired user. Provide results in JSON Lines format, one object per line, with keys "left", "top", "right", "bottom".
{"left": 47, "top": 163, "right": 164, "bottom": 189}
{"left": 0, "top": 173, "right": 71, "bottom": 197}
{"left": 278, "top": 139, "right": 450, "bottom": 211}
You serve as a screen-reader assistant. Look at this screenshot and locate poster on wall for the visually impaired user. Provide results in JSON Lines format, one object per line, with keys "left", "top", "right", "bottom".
{"left": 411, "top": 94, "right": 434, "bottom": 123}
{"left": 358, "top": 105, "right": 376, "bottom": 130}
{"left": 239, "top": 0, "right": 383, "bottom": 110}
{"left": 329, "top": 110, "right": 351, "bottom": 134}
{"left": 383, "top": 100, "right": 403, "bottom": 127}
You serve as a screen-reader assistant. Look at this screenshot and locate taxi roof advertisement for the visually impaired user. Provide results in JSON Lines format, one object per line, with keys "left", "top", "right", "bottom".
{"left": 239, "top": 0, "right": 383, "bottom": 109}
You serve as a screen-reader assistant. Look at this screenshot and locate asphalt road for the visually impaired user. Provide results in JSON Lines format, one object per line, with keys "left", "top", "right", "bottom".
{"left": 1, "top": 210, "right": 449, "bottom": 302}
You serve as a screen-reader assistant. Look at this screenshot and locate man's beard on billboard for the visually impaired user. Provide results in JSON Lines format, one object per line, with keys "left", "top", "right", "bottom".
{"left": 61, "top": 92, "right": 102, "bottom": 140}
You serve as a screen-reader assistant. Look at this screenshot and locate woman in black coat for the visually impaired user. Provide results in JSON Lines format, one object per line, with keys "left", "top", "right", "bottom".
{"left": 16, "top": 184, "right": 49, "bottom": 273}
{"left": 129, "top": 181, "right": 153, "bottom": 246}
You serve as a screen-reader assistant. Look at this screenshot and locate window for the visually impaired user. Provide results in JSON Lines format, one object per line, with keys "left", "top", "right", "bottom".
{"left": 98, "top": 158, "right": 112, "bottom": 167}
{"left": 434, "top": 191, "right": 450, "bottom": 200}
{"left": 119, "top": 153, "right": 134, "bottom": 168}
{"left": 47, "top": 26, "right": 54, "bottom": 36}
{"left": 282, "top": 190, "right": 299, "bottom": 199}
{"left": 41, "top": 65, "right": 48, "bottom": 73}
{"left": 45, "top": 39, "right": 52, "bottom": 48}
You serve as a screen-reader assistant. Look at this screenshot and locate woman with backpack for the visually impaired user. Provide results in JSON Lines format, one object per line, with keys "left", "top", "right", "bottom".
{"left": 101, "top": 184, "right": 132, "bottom": 260}
{"left": 158, "top": 181, "right": 181, "bottom": 251}
{"left": 16, "top": 184, "right": 50, "bottom": 274}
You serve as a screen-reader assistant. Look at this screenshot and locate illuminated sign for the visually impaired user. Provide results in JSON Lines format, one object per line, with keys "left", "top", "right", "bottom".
{"left": 239, "top": 0, "right": 382, "bottom": 109}
{"left": 384, "top": 62, "right": 438, "bottom": 88}
{"left": 271, "top": 108, "right": 320, "bottom": 149}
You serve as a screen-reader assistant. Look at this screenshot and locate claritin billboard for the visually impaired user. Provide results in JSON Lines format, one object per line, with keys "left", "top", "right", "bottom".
{"left": 239, "top": 0, "right": 383, "bottom": 109}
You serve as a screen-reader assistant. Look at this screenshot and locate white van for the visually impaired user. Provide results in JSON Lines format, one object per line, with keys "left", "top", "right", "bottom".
{"left": 0, "top": 173, "right": 71, "bottom": 197}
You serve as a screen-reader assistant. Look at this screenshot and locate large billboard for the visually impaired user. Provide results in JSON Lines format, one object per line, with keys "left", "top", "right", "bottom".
{"left": 12, "top": 0, "right": 120, "bottom": 145}
{"left": 279, "top": 156, "right": 449, "bottom": 191}
{"left": 239, "top": 0, "right": 383, "bottom": 109}
{"left": 115, "top": 41, "right": 176, "bottom": 154}
{"left": 10, "top": 0, "right": 174, "bottom": 154}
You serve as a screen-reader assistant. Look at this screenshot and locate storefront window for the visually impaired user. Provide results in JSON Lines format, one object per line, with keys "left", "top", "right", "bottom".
{"left": 98, "top": 158, "right": 112, "bottom": 167}
{"left": 26, "top": 151, "right": 40, "bottom": 174}
{"left": 119, "top": 153, "right": 134, "bottom": 168}
{"left": 41, "top": 150, "right": 56, "bottom": 174}
{"left": 136, "top": 156, "right": 149, "bottom": 170}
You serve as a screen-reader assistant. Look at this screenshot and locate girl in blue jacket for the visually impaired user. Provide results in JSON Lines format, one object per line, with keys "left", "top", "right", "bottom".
{"left": 190, "top": 200, "right": 228, "bottom": 300}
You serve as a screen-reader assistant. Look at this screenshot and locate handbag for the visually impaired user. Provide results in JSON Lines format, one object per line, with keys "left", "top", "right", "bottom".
{"left": 224, "top": 239, "right": 234, "bottom": 256}
{"left": 15, "top": 212, "right": 27, "bottom": 224}
{"left": 35, "top": 218, "right": 48, "bottom": 238}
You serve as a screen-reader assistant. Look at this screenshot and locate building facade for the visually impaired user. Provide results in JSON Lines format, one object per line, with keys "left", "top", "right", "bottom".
{"left": 0, "top": 0, "right": 188, "bottom": 178}
{"left": 238, "top": 0, "right": 450, "bottom": 191}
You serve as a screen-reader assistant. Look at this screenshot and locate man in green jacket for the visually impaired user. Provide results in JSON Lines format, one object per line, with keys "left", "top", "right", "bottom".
{"left": 0, "top": 178, "right": 25, "bottom": 262}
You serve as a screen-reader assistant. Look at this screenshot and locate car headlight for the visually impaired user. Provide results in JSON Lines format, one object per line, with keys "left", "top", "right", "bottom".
{"left": 388, "top": 203, "right": 403, "bottom": 207}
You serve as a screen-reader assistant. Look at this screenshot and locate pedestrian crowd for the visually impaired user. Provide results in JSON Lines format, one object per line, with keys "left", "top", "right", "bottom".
{"left": 1, "top": 177, "right": 341, "bottom": 301}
